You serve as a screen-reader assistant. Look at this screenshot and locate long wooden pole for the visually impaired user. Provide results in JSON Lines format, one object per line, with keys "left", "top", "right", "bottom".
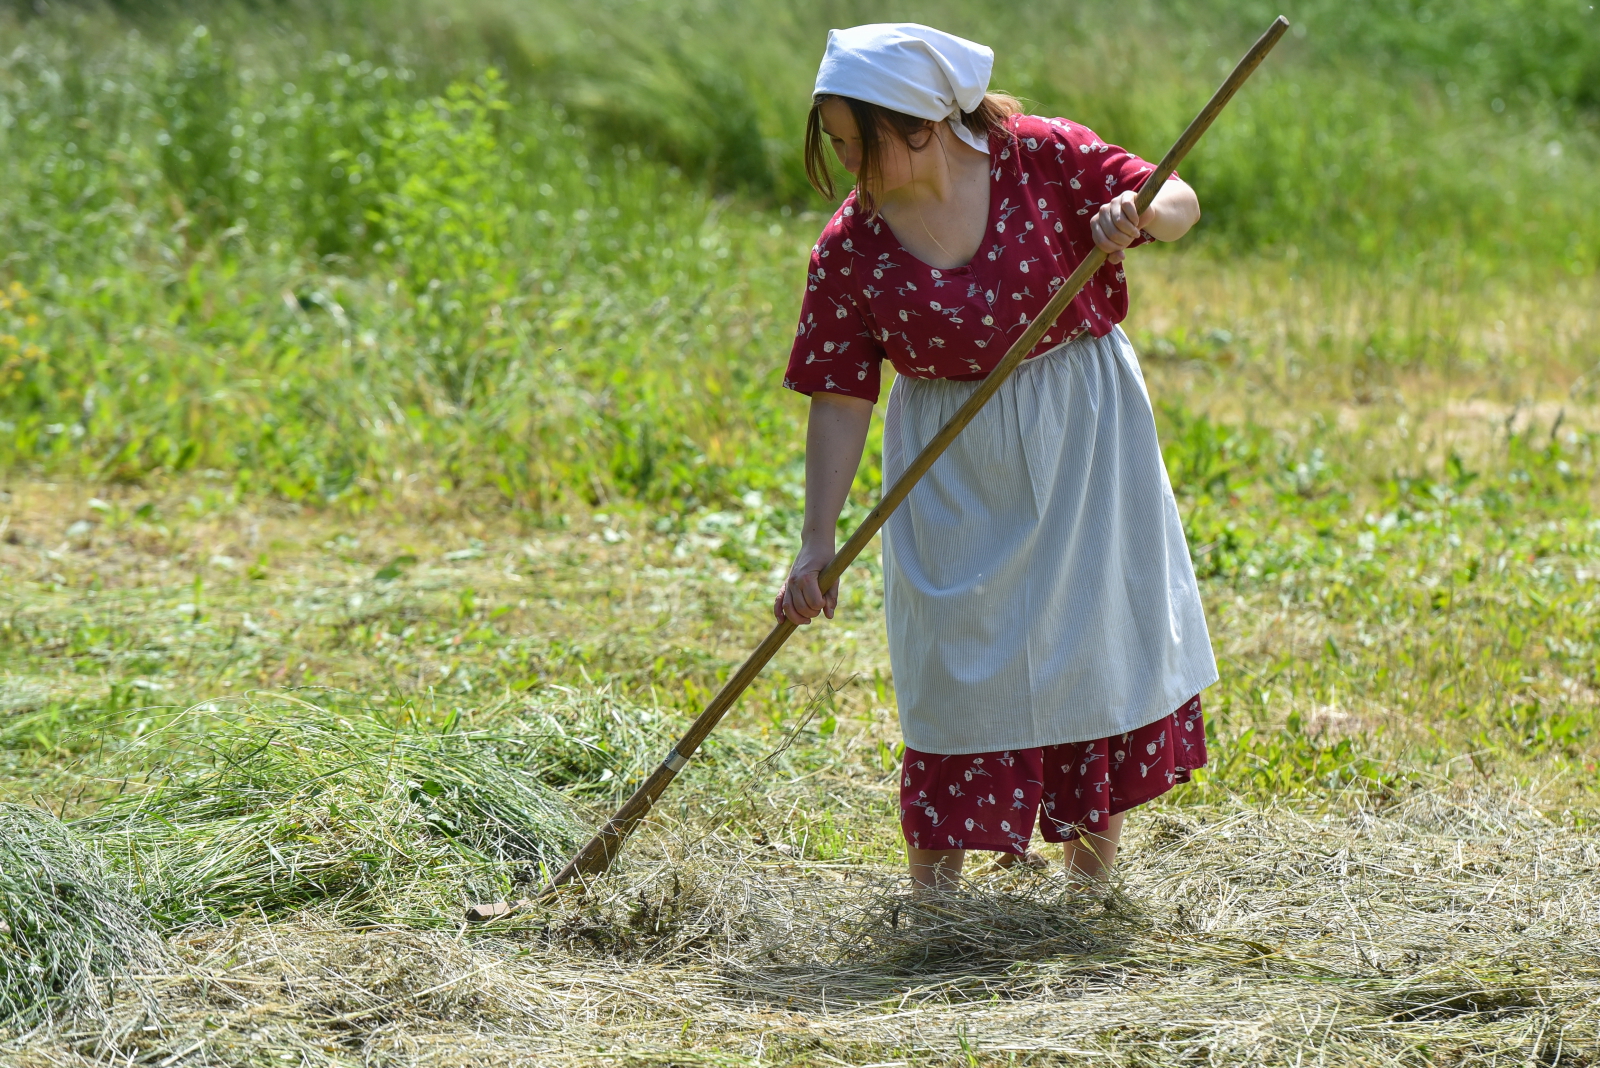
{"left": 467, "top": 15, "right": 1290, "bottom": 922}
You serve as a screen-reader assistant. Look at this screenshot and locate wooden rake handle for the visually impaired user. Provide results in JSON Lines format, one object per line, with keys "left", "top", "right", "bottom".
{"left": 466, "top": 14, "right": 1291, "bottom": 923}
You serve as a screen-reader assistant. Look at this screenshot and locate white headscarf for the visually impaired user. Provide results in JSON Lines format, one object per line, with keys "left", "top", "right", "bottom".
{"left": 813, "top": 23, "right": 995, "bottom": 155}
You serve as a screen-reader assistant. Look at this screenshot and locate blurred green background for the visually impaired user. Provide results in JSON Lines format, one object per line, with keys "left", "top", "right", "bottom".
{"left": 0, "top": 0, "right": 1595, "bottom": 506}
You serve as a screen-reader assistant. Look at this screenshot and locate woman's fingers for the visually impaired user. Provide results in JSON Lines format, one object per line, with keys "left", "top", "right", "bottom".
{"left": 780, "top": 571, "right": 825, "bottom": 625}
{"left": 1093, "top": 220, "right": 1129, "bottom": 261}
{"left": 1114, "top": 193, "right": 1142, "bottom": 237}
{"left": 1092, "top": 204, "right": 1137, "bottom": 257}
{"left": 781, "top": 584, "right": 809, "bottom": 625}
{"left": 795, "top": 571, "right": 824, "bottom": 613}
{"left": 777, "top": 570, "right": 839, "bottom": 625}
{"left": 1092, "top": 193, "right": 1141, "bottom": 255}
{"left": 1091, "top": 213, "right": 1115, "bottom": 253}
{"left": 781, "top": 581, "right": 810, "bottom": 625}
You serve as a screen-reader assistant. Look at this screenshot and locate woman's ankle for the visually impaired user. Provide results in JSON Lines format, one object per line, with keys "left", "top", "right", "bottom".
{"left": 1063, "top": 813, "right": 1125, "bottom": 887}
{"left": 907, "top": 846, "right": 966, "bottom": 890}
{"left": 1064, "top": 850, "right": 1113, "bottom": 890}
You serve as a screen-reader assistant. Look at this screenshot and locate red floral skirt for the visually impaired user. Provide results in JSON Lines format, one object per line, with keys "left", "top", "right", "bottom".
{"left": 899, "top": 694, "right": 1207, "bottom": 853}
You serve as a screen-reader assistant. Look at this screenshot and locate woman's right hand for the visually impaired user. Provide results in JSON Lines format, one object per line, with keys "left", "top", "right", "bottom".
{"left": 775, "top": 545, "right": 839, "bottom": 625}
{"left": 1091, "top": 190, "right": 1143, "bottom": 264}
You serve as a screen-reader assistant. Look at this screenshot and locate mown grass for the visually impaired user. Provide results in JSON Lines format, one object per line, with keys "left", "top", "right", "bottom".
{"left": 5, "top": 415, "right": 1600, "bottom": 1059}
{"left": 2, "top": 0, "right": 1599, "bottom": 1062}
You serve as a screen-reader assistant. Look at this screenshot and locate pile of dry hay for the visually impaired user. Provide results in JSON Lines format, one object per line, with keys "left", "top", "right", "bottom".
{"left": 5, "top": 784, "right": 1597, "bottom": 1066}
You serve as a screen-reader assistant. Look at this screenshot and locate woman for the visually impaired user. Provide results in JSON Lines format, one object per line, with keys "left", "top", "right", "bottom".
{"left": 776, "top": 24, "right": 1218, "bottom": 890}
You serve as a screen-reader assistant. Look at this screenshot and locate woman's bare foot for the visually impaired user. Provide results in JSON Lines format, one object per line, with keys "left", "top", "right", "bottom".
{"left": 910, "top": 815, "right": 1127, "bottom": 896}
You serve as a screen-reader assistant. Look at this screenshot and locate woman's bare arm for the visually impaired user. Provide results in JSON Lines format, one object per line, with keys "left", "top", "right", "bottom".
{"left": 777, "top": 392, "right": 874, "bottom": 625}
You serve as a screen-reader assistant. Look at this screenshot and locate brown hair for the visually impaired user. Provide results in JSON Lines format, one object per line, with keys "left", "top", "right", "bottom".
{"left": 804, "top": 92, "right": 1022, "bottom": 216}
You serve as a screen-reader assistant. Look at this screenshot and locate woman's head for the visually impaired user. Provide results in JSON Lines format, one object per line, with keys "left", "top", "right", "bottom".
{"left": 804, "top": 92, "right": 1021, "bottom": 215}
{"left": 805, "top": 23, "right": 1017, "bottom": 215}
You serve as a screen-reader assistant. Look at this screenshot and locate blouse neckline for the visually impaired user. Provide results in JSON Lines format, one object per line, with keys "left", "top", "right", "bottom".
{"left": 870, "top": 139, "right": 1005, "bottom": 275}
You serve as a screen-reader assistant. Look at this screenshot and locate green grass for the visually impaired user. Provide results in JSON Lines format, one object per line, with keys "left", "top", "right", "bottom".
{"left": 0, "top": 0, "right": 1596, "bottom": 507}
{"left": 5, "top": 402, "right": 1600, "bottom": 1058}
{"left": 79, "top": 702, "right": 587, "bottom": 926}
{"left": 0, "top": 802, "right": 163, "bottom": 1028}
{"left": 2, "top": 0, "right": 1600, "bottom": 1061}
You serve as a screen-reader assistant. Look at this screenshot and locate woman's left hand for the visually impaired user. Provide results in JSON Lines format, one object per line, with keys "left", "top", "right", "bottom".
{"left": 1090, "top": 191, "right": 1143, "bottom": 264}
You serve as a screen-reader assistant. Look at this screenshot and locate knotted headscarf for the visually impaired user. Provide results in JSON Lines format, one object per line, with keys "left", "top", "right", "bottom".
{"left": 813, "top": 23, "right": 995, "bottom": 154}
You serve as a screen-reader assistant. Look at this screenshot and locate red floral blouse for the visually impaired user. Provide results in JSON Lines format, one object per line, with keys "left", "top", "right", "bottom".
{"left": 784, "top": 113, "right": 1165, "bottom": 403}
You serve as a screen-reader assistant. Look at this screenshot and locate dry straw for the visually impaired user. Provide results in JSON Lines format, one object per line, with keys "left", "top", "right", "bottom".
{"left": 7, "top": 783, "right": 1596, "bottom": 1065}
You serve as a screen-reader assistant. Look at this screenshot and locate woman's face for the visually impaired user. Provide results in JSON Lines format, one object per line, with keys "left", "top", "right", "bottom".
{"left": 818, "top": 97, "right": 918, "bottom": 197}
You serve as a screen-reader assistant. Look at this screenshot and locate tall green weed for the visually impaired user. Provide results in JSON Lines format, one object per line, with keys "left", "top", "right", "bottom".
{"left": 0, "top": 0, "right": 1594, "bottom": 506}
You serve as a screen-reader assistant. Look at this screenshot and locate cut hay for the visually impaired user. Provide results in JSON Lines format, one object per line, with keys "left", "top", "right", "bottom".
{"left": 80, "top": 702, "right": 586, "bottom": 926}
{"left": 0, "top": 804, "right": 163, "bottom": 1035}
{"left": 10, "top": 784, "right": 1599, "bottom": 1065}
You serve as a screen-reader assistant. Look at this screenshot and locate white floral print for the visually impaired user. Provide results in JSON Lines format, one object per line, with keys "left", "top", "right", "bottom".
{"left": 899, "top": 696, "right": 1207, "bottom": 854}
{"left": 785, "top": 114, "right": 1170, "bottom": 400}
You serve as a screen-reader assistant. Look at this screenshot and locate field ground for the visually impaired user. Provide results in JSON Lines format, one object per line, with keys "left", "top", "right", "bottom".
{"left": 6, "top": 340, "right": 1600, "bottom": 1064}
{"left": 8, "top": 786, "right": 1599, "bottom": 1066}
{"left": 4, "top": 0, "right": 1600, "bottom": 1061}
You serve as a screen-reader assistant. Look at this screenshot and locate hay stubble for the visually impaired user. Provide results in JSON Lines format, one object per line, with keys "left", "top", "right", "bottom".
{"left": 7, "top": 786, "right": 1598, "bottom": 1065}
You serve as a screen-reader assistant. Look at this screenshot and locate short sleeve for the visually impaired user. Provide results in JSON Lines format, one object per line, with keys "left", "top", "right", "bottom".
{"left": 783, "top": 238, "right": 886, "bottom": 403}
{"left": 1038, "top": 118, "right": 1175, "bottom": 248}
{"left": 1100, "top": 139, "right": 1171, "bottom": 248}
